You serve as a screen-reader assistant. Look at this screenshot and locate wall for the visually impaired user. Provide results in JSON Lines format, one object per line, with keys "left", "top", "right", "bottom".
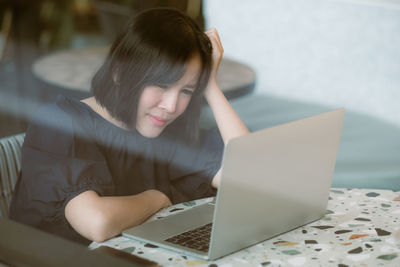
{"left": 204, "top": 0, "right": 400, "bottom": 126}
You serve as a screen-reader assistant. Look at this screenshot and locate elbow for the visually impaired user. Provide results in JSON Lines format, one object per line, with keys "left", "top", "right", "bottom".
{"left": 88, "top": 212, "right": 116, "bottom": 243}
{"left": 67, "top": 206, "right": 116, "bottom": 243}
{"left": 91, "top": 232, "right": 110, "bottom": 243}
{"left": 90, "top": 226, "right": 109, "bottom": 243}
{"left": 65, "top": 191, "right": 119, "bottom": 243}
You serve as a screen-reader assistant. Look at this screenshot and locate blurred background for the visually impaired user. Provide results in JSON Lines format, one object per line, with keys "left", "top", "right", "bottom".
{"left": 0, "top": 0, "right": 206, "bottom": 137}
{"left": 207, "top": 0, "right": 400, "bottom": 127}
{"left": 1, "top": 0, "right": 400, "bottom": 191}
{"left": 2, "top": 0, "right": 400, "bottom": 138}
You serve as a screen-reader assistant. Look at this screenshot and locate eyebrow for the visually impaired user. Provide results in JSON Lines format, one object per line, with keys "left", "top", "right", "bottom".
{"left": 185, "top": 84, "right": 197, "bottom": 89}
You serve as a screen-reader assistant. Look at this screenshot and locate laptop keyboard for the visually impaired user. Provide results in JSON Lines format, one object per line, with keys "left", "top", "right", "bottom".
{"left": 164, "top": 223, "right": 212, "bottom": 252}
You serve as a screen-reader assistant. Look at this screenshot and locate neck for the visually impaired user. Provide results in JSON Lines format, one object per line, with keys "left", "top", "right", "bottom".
{"left": 81, "top": 97, "right": 130, "bottom": 130}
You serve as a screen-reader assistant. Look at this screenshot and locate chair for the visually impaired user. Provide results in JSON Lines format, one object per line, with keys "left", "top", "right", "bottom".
{"left": 0, "top": 133, "right": 25, "bottom": 218}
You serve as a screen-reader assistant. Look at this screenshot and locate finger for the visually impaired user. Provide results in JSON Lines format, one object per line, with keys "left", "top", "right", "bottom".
{"left": 205, "top": 30, "right": 222, "bottom": 49}
{"left": 205, "top": 28, "right": 217, "bottom": 34}
{"left": 205, "top": 29, "right": 220, "bottom": 40}
{"left": 205, "top": 29, "right": 224, "bottom": 57}
{"left": 208, "top": 34, "right": 223, "bottom": 54}
{"left": 208, "top": 35, "right": 223, "bottom": 55}
{"left": 205, "top": 28, "right": 220, "bottom": 42}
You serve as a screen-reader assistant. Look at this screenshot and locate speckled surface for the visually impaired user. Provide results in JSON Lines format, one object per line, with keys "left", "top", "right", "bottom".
{"left": 90, "top": 188, "right": 400, "bottom": 266}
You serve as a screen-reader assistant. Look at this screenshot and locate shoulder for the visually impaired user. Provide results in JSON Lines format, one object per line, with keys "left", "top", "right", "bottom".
{"left": 31, "top": 97, "right": 73, "bottom": 132}
{"left": 24, "top": 96, "right": 82, "bottom": 155}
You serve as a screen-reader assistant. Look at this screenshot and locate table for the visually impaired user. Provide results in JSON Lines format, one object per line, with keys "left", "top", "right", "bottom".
{"left": 89, "top": 188, "right": 400, "bottom": 266}
{"left": 32, "top": 46, "right": 256, "bottom": 100}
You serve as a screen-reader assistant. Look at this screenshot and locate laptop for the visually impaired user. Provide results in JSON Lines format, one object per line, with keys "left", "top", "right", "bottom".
{"left": 123, "top": 108, "right": 345, "bottom": 260}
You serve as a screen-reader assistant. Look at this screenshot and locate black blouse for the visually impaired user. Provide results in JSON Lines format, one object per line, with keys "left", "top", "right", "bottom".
{"left": 9, "top": 95, "right": 223, "bottom": 245}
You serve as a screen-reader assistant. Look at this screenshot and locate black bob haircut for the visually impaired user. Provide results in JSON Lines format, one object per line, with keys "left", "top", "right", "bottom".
{"left": 92, "top": 8, "right": 212, "bottom": 143}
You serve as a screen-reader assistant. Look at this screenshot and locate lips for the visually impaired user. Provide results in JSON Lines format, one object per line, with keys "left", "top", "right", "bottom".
{"left": 148, "top": 114, "right": 168, "bottom": 127}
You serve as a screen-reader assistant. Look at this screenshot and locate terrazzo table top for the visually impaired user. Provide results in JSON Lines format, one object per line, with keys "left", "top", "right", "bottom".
{"left": 89, "top": 188, "right": 400, "bottom": 266}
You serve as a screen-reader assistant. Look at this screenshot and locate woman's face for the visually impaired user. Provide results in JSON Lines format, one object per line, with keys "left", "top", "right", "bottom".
{"left": 136, "top": 54, "right": 202, "bottom": 138}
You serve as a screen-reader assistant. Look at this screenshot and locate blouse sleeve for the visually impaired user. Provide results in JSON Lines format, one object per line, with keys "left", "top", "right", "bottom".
{"left": 168, "top": 127, "right": 224, "bottom": 200}
{"left": 13, "top": 103, "right": 115, "bottom": 227}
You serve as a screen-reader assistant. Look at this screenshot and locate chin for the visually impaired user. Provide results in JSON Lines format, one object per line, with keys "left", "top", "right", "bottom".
{"left": 138, "top": 128, "right": 164, "bottom": 138}
{"left": 145, "top": 132, "right": 162, "bottom": 138}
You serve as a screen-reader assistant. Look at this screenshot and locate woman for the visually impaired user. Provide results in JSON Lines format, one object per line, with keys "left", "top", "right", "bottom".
{"left": 9, "top": 8, "right": 249, "bottom": 245}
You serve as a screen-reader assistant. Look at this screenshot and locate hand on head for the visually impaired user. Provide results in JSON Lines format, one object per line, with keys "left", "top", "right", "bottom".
{"left": 205, "top": 28, "right": 224, "bottom": 85}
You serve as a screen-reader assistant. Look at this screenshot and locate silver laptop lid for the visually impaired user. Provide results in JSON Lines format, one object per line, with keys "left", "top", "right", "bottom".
{"left": 208, "top": 108, "right": 345, "bottom": 259}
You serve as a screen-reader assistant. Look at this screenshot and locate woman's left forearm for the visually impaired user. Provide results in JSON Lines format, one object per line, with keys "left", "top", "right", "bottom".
{"left": 204, "top": 82, "right": 249, "bottom": 144}
{"left": 206, "top": 82, "right": 249, "bottom": 189}
{"left": 204, "top": 28, "right": 249, "bottom": 189}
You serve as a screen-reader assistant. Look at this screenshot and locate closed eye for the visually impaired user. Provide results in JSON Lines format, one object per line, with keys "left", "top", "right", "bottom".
{"left": 181, "top": 88, "right": 194, "bottom": 96}
{"left": 157, "top": 84, "right": 169, "bottom": 89}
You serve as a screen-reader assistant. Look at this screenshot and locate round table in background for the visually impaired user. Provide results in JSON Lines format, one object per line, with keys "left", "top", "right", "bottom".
{"left": 32, "top": 46, "right": 256, "bottom": 101}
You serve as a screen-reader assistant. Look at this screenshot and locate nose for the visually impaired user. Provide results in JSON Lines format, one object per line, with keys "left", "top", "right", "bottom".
{"left": 159, "top": 90, "right": 179, "bottom": 113}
